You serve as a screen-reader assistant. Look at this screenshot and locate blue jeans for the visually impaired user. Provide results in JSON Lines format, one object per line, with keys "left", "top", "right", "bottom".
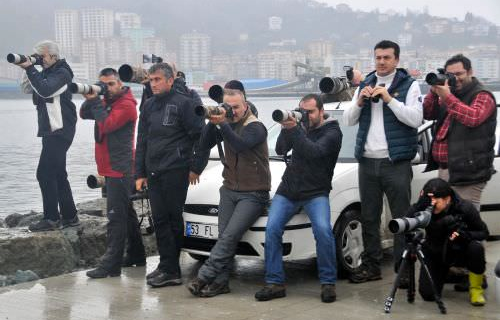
{"left": 264, "top": 194, "right": 337, "bottom": 284}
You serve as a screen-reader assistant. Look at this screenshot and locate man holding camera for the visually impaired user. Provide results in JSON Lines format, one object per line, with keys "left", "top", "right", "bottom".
{"left": 423, "top": 54, "right": 497, "bottom": 210}
{"left": 79, "top": 68, "right": 146, "bottom": 278}
{"left": 254, "top": 94, "right": 342, "bottom": 303}
{"left": 135, "top": 63, "right": 208, "bottom": 288}
{"left": 406, "top": 178, "right": 489, "bottom": 306}
{"left": 187, "top": 88, "right": 270, "bottom": 298}
{"left": 343, "top": 40, "right": 422, "bottom": 284}
{"left": 17, "top": 40, "right": 78, "bottom": 232}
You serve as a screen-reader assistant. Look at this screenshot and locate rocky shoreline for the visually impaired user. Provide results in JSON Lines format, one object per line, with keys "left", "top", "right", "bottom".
{"left": 0, "top": 198, "right": 158, "bottom": 287}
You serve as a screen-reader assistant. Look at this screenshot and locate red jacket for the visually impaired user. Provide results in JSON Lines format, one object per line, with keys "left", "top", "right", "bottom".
{"left": 80, "top": 88, "right": 137, "bottom": 177}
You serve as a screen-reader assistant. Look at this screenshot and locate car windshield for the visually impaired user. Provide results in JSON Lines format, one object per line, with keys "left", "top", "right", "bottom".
{"left": 268, "top": 109, "right": 358, "bottom": 162}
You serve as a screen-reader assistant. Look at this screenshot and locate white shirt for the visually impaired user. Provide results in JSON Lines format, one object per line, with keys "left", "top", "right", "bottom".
{"left": 343, "top": 70, "right": 423, "bottom": 159}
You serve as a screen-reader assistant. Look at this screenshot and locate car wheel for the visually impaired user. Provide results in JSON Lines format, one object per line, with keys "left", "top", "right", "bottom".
{"left": 334, "top": 209, "right": 364, "bottom": 278}
{"left": 189, "top": 253, "right": 208, "bottom": 262}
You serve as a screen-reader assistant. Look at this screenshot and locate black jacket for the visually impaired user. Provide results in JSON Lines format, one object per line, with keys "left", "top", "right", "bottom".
{"left": 25, "top": 59, "right": 77, "bottom": 142}
{"left": 407, "top": 190, "right": 489, "bottom": 255}
{"left": 276, "top": 118, "right": 343, "bottom": 200}
{"left": 135, "top": 89, "right": 208, "bottom": 178}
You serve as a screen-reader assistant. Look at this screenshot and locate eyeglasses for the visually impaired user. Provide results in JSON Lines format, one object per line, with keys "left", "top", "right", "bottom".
{"left": 447, "top": 71, "right": 467, "bottom": 77}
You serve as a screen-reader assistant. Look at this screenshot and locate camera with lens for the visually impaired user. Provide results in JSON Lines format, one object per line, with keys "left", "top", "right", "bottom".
{"left": 70, "top": 81, "right": 107, "bottom": 95}
{"left": 425, "top": 68, "right": 457, "bottom": 87}
{"left": 388, "top": 206, "right": 433, "bottom": 234}
{"left": 142, "top": 54, "right": 163, "bottom": 64}
{"left": 319, "top": 65, "right": 354, "bottom": 95}
{"left": 6, "top": 53, "right": 43, "bottom": 65}
{"left": 195, "top": 103, "right": 234, "bottom": 120}
{"left": 118, "top": 64, "right": 148, "bottom": 83}
{"left": 208, "top": 84, "right": 224, "bottom": 103}
{"left": 272, "top": 108, "right": 308, "bottom": 124}
{"left": 87, "top": 174, "right": 105, "bottom": 189}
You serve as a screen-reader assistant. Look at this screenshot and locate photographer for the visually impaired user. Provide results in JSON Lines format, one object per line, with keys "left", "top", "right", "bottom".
{"left": 80, "top": 68, "right": 146, "bottom": 278}
{"left": 407, "top": 178, "right": 489, "bottom": 306}
{"left": 187, "top": 89, "right": 271, "bottom": 298}
{"left": 423, "top": 54, "right": 497, "bottom": 210}
{"left": 135, "top": 63, "right": 208, "bottom": 288}
{"left": 17, "top": 40, "right": 78, "bottom": 232}
{"left": 255, "top": 94, "right": 342, "bottom": 303}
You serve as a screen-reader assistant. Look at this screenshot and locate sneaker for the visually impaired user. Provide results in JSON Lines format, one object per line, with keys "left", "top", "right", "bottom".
{"left": 146, "top": 268, "right": 162, "bottom": 280}
{"left": 61, "top": 215, "right": 80, "bottom": 229}
{"left": 321, "top": 284, "right": 336, "bottom": 303}
{"left": 187, "top": 277, "right": 209, "bottom": 296}
{"left": 86, "top": 267, "right": 121, "bottom": 279}
{"left": 28, "top": 219, "right": 60, "bottom": 232}
{"left": 349, "top": 264, "right": 382, "bottom": 284}
{"left": 255, "top": 284, "right": 286, "bottom": 301}
{"left": 199, "top": 282, "right": 230, "bottom": 298}
{"left": 122, "top": 255, "right": 146, "bottom": 267}
{"left": 147, "top": 271, "right": 182, "bottom": 288}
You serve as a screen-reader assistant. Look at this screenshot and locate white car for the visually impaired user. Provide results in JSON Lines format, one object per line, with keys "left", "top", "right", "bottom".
{"left": 182, "top": 101, "right": 500, "bottom": 276}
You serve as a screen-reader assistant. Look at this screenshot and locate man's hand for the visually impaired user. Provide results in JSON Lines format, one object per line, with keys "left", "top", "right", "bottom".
{"left": 281, "top": 117, "right": 297, "bottom": 130}
{"left": 357, "top": 86, "right": 374, "bottom": 106}
{"left": 449, "top": 231, "right": 460, "bottom": 241}
{"left": 188, "top": 171, "right": 200, "bottom": 185}
{"left": 372, "top": 85, "right": 392, "bottom": 104}
{"left": 431, "top": 80, "right": 451, "bottom": 100}
{"left": 18, "top": 60, "right": 33, "bottom": 69}
{"left": 209, "top": 109, "right": 226, "bottom": 125}
{"left": 135, "top": 178, "right": 147, "bottom": 191}
{"left": 83, "top": 92, "right": 99, "bottom": 100}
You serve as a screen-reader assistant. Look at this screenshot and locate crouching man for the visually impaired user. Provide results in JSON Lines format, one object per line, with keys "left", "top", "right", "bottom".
{"left": 407, "top": 178, "right": 489, "bottom": 306}
{"left": 187, "top": 88, "right": 271, "bottom": 297}
{"left": 255, "top": 94, "right": 342, "bottom": 303}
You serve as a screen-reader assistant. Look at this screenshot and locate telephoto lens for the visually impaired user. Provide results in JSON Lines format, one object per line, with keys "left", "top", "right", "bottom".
{"left": 271, "top": 109, "right": 303, "bottom": 123}
{"left": 70, "top": 82, "right": 107, "bottom": 95}
{"left": 6, "top": 53, "right": 42, "bottom": 65}
{"left": 388, "top": 206, "right": 433, "bottom": 234}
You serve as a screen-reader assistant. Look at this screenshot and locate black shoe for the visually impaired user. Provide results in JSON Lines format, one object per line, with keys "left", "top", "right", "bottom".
{"left": 187, "top": 277, "right": 209, "bottom": 296}
{"left": 61, "top": 215, "right": 80, "bottom": 229}
{"left": 255, "top": 284, "right": 286, "bottom": 301}
{"left": 349, "top": 264, "right": 382, "bottom": 284}
{"left": 147, "top": 272, "right": 182, "bottom": 288}
{"left": 146, "top": 268, "right": 162, "bottom": 280}
{"left": 199, "top": 282, "right": 230, "bottom": 298}
{"left": 28, "top": 219, "right": 60, "bottom": 232}
{"left": 122, "top": 255, "right": 146, "bottom": 267}
{"left": 86, "top": 267, "right": 121, "bottom": 279}
{"left": 321, "top": 284, "right": 336, "bottom": 303}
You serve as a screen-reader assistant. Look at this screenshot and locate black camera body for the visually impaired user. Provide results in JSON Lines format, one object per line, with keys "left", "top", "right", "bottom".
{"left": 6, "top": 53, "right": 43, "bottom": 65}
{"left": 389, "top": 206, "right": 433, "bottom": 234}
{"left": 195, "top": 103, "right": 234, "bottom": 120}
{"left": 70, "top": 81, "right": 108, "bottom": 95}
{"left": 425, "top": 68, "right": 457, "bottom": 87}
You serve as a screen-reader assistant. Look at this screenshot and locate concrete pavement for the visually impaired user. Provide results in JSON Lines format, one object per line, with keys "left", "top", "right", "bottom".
{"left": 1, "top": 240, "right": 499, "bottom": 320}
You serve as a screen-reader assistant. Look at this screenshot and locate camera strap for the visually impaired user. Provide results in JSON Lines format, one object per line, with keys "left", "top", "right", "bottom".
{"left": 215, "top": 129, "right": 228, "bottom": 168}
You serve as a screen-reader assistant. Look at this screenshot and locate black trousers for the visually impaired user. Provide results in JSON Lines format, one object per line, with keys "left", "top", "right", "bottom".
{"left": 37, "top": 135, "right": 77, "bottom": 221}
{"left": 100, "top": 176, "right": 145, "bottom": 271}
{"left": 148, "top": 168, "right": 189, "bottom": 276}
{"left": 418, "top": 240, "right": 486, "bottom": 301}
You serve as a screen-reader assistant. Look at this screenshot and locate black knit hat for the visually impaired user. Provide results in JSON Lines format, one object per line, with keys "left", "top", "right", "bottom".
{"left": 422, "top": 178, "right": 453, "bottom": 198}
{"left": 224, "top": 80, "right": 246, "bottom": 98}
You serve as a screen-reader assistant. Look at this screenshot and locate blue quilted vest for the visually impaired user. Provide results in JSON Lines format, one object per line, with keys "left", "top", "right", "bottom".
{"left": 354, "top": 68, "right": 418, "bottom": 162}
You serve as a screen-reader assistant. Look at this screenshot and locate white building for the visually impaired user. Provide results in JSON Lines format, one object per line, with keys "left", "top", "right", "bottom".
{"left": 257, "top": 51, "right": 306, "bottom": 80}
{"left": 115, "top": 12, "right": 141, "bottom": 34}
{"left": 268, "top": 16, "right": 283, "bottom": 31}
{"left": 179, "top": 32, "right": 211, "bottom": 71}
{"left": 81, "top": 8, "right": 114, "bottom": 39}
{"left": 471, "top": 56, "right": 500, "bottom": 80}
{"left": 54, "top": 10, "right": 81, "bottom": 59}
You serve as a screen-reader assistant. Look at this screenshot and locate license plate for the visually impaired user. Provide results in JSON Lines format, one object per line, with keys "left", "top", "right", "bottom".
{"left": 185, "top": 222, "right": 219, "bottom": 239}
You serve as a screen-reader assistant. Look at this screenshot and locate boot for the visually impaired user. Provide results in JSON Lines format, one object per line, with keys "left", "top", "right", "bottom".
{"left": 469, "top": 272, "right": 486, "bottom": 306}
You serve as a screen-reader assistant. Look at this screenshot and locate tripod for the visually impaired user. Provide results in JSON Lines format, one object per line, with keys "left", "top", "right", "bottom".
{"left": 384, "top": 230, "right": 447, "bottom": 314}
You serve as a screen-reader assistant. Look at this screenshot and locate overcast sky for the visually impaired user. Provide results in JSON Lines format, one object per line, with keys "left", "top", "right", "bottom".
{"left": 317, "top": 0, "right": 500, "bottom": 23}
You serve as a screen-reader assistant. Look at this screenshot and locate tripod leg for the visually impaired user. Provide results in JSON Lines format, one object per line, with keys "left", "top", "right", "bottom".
{"left": 407, "top": 254, "right": 415, "bottom": 303}
{"left": 416, "top": 249, "right": 447, "bottom": 314}
{"left": 384, "top": 249, "right": 409, "bottom": 313}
